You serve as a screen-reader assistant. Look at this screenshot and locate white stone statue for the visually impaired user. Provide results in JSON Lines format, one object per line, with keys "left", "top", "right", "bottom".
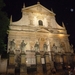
{"left": 59, "top": 42, "right": 65, "bottom": 53}
{"left": 34, "top": 42, "right": 39, "bottom": 52}
{"left": 52, "top": 43, "right": 57, "bottom": 53}
{"left": 43, "top": 42, "right": 48, "bottom": 52}
{"left": 20, "top": 40, "right": 27, "bottom": 52}
{"left": 9, "top": 39, "right": 15, "bottom": 52}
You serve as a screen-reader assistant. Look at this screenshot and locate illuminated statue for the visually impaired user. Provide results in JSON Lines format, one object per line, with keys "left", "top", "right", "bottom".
{"left": 60, "top": 42, "right": 65, "bottom": 53}
{"left": 20, "top": 40, "right": 27, "bottom": 52}
{"left": 34, "top": 42, "right": 39, "bottom": 52}
{"left": 52, "top": 43, "right": 57, "bottom": 53}
{"left": 43, "top": 42, "right": 48, "bottom": 52}
{"left": 9, "top": 39, "right": 15, "bottom": 52}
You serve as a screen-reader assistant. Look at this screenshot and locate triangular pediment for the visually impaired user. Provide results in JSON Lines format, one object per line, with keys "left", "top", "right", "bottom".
{"left": 36, "top": 28, "right": 50, "bottom": 33}
{"left": 22, "top": 3, "right": 55, "bottom": 15}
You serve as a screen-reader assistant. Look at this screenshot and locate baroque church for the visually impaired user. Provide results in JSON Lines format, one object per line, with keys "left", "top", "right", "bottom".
{"left": 6, "top": 2, "right": 74, "bottom": 75}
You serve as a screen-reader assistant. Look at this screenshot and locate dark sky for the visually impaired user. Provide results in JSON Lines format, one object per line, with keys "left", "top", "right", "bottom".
{"left": 3, "top": 0, "right": 75, "bottom": 48}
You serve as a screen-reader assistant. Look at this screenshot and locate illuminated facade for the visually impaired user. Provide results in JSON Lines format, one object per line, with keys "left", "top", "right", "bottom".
{"left": 7, "top": 2, "right": 74, "bottom": 74}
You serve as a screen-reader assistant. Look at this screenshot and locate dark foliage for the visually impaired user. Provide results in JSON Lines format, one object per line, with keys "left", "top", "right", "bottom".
{"left": 0, "top": 0, "right": 9, "bottom": 55}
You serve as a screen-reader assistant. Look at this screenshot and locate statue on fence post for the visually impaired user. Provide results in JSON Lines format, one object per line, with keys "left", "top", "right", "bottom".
{"left": 20, "top": 40, "right": 27, "bottom": 53}
{"left": 34, "top": 42, "right": 39, "bottom": 52}
{"left": 52, "top": 43, "right": 57, "bottom": 53}
{"left": 9, "top": 39, "right": 15, "bottom": 52}
{"left": 43, "top": 42, "right": 48, "bottom": 52}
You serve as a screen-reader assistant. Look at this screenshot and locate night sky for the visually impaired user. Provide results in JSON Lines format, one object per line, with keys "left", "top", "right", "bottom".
{"left": 3, "top": 0, "right": 75, "bottom": 48}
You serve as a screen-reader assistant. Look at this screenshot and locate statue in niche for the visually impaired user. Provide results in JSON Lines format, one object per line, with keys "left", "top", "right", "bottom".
{"left": 20, "top": 40, "right": 27, "bottom": 52}
{"left": 52, "top": 43, "right": 57, "bottom": 53}
{"left": 9, "top": 39, "right": 15, "bottom": 52}
{"left": 43, "top": 42, "right": 48, "bottom": 52}
{"left": 34, "top": 42, "right": 39, "bottom": 52}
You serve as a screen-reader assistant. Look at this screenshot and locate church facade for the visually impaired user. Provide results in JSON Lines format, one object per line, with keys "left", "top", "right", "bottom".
{"left": 7, "top": 2, "right": 74, "bottom": 75}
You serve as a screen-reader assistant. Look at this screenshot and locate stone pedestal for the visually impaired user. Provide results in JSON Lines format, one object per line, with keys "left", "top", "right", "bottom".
{"left": 45, "top": 53, "right": 50, "bottom": 64}
{"left": 20, "top": 53, "right": 26, "bottom": 65}
{"left": 63, "top": 54, "right": 68, "bottom": 64}
{"left": 9, "top": 52, "right": 15, "bottom": 65}
{"left": 55, "top": 54, "right": 61, "bottom": 63}
{"left": 36, "top": 53, "right": 43, "bottom": 75}
{"left": 54, "top": 54, "right": 63, "bottom": 70}
{"left": 7, "top": 52, "right": 15, "bottom": 75}
{"left": 63, "top": 53, "right": 72, "bottom": 66}
{"left": 20, "top": 52, "right": 27, "bottom": 75}
{"left": 44, "top": 53, "right": 51, "bottom": 75}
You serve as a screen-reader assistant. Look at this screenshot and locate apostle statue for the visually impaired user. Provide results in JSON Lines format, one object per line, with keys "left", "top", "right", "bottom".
{"left": 34, "top": 42, "right": 39, "bottom": 52}
{"left": 43, "top": 42, "right": 48, "bottom": 52}
{"left": 9, "top": 39, "right": 15, "bottom": 52}
{"left": 20, "top": 40, "right": 27, "bottom": 52}
{"left": 60, "top": 42, "right": 65, "bottom": 53}
{"left": 52, "top": 43, "right": 57, "bottom": 53}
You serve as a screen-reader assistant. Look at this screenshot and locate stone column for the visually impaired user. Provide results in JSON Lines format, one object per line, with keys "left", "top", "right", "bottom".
{"left": 36, "top": 53, "right": 43, "bottom": 75}
{"left": 20, "top": 52, "right": 27, "bottom": 75}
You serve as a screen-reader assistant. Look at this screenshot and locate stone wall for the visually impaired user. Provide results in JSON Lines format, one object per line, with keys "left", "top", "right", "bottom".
{"left": 0, "top": 59, "right": 7, "bottom": 73}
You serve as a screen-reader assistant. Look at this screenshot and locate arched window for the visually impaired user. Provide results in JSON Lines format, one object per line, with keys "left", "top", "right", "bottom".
{"left": 38, "top": 20, "right": 43, "bottom": 26}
